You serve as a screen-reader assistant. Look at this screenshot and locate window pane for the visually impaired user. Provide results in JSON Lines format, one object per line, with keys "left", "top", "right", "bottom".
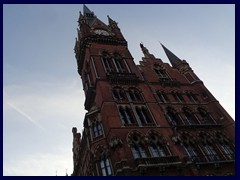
{"left": 107, "top": 166, "right": 112, "bottom": 175}
{"left": 131, "top": 145, "right": 140, "bottom": 159}
{"left": 100, "top": 160, "right": 105, "bottom": 168}
{"left": 101, "top": 168, "right": 107, "bottom": 176}
{"left": 139, "top": 145, "right": 147, "bottom": 158}
{"left": 150, "top": 145, "right": 159, "bottom": 157}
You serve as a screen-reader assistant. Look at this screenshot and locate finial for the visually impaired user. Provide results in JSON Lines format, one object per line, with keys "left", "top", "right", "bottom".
{"left": 140, "top": 42, "right": 150, "bottom": 58}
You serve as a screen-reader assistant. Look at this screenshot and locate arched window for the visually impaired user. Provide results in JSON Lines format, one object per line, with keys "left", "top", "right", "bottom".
{"left": 130, "top": 143, "right": 147, "bottom": 159}
{"left": 180, "top": 133, "right": 202, "bottom": 162}
{"left": 166, "top": 108, "right": 180, "bottom": 126}
{"left": 182, "top": 107, "right": 199, "bottom": 125}
{"left": 187, "top": 92, "right": 199, "bottom": 103}
{"left": 100, "top": 158, "right": 112, "bottom": 176}
{"left": 202, "top": 144, "right": 220, "bottom": 161}
{"left": 127, "top": 88, "right": 143, "bottom": 102}
{"left": 198, "top": 108, "right": 215, "bottom": 125}
{"left": 149, "top": 143, "right": 166, "bottom": 157}
{"left": 173, "top": 92, "right": 184, "bottom": 103}
{"left": 128, "top": 134, "right": 147, "bottom": 159}
{"left": 92, "top": 121, "right": 103, "bottom": 138}
{"left": 215, "top": 132, "right": 235, "bottom": 160}
{"left": 157, "top": 91, "right": 169, "bottom": 103}
{"left": 199, "top": 132, "right": 220, "bottom": 162}
{"left": 113, "top": 54, "right": 124, "bottom": 73}
{"left": 101, "top": 52, "right": 113, "bottom": 73}
{"left": 147, "top": 131, "right": 172, "bottom": 158}
{"left": 184, "top": 144, "right": 198, "bottom": 159}
{"left": 94, "top": 146, "right": 112, "bottom": 176}
{"left": 112, "top": 53, "right": 131, "bottom": 73}
{"left": 135, "top": 106, "right": 151, "bottom": 125}
{"left": 220, "top": 143, "right": 234, "bottom": 160}
{"left": 154, "top": 66, "right": 169, "bottom": 78}
{"left": 118, "top": 106, "right": 135, "bottom": 126}
{"left": 112, "top": 87, "right": 126, "bottom": 101}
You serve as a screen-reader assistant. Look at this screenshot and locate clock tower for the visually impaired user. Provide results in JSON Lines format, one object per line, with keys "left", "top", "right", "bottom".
{"left": 72, "top": 5, "right": 235, "bottom": 176}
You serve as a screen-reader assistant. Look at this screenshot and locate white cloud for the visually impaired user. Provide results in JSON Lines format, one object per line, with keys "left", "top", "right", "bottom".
{"left": 3, "top": 79, "right": 86, "bottom": 176}
{"left": 6, "top": 101, "right": 46, "bottom": 131}
{"left": 3, "top": 151, "right": 72, "bottom": 176}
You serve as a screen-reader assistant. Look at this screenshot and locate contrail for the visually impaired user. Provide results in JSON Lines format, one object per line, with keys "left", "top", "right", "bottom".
{"left": 6, "top": 101, "right": 46, "bottom": 131}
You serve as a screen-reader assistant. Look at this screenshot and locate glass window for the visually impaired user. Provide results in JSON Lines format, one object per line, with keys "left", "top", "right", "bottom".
{"left": 220, "top": 144, "right": 234, "bottom": 160}
{"left": 154, "top": 68, "right": 168, "bottom": 78}
{"left": 166, "top": 111, "right": 178, "bottom": 125}
{"left": 100, "top": 158, "right": 112, "bottom": 176}
{"left": 203, "top": 144, "right": 220, "bottom": 161}
{"left": 92, "top": 121, "right": 103, "bottom": 138}
{"left": 130, "top": 144, "right": 147, "bottom": 159}
{"left": 136, "top": 107, "right": 149, "bottom": 124}
{"left": 149, "top": 144, "right": 166, "bottom": 157}
{"left": 158, "top": 92, "right": 168, "bottom": 103}
{"left": 119, "top": 107, "right": 133, "bottom": 125}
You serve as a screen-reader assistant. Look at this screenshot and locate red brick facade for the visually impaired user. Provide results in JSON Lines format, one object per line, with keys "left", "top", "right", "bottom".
{"left": 72, "top": 5, "right": 235, "bottom": 176}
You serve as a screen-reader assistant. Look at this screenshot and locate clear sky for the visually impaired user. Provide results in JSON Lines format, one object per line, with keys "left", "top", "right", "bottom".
{"left": 3, "top": 4, "right": 235, "bottom": 176}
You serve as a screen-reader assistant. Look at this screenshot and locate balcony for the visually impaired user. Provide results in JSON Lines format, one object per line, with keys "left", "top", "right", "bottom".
{"left": 185, "top": 154, "right": 235, "bottom": 165}
{"left": 135, "top": 156, "right": 182, "bottom": 168}
{"left": 114, "top": 159, "right": 131, "bottom": 175}
{"left": 169, "top": 118, "right": 223, "bottom": 129}
{"left": 107, "top": 72, "right": 140, "bottom": 85}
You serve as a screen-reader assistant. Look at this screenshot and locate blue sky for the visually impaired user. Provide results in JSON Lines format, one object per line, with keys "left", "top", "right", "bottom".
{"left": 3, "top": 4, "right": 235, "bottom": 176}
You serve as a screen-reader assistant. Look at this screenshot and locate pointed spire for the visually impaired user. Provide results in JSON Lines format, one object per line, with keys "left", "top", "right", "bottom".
{"left": 140, "top": 43, "right": 150, "bottom": 58}
{"left": 83, "top": 4, "right": 93, "bottom": 15}
{"left": 160, "top": 43, "right": 182, "bottom": 67}
{"left": 82, "top": 5, "right": 96, "bottom": 27}
{"left": 107, "top": 15, "right": 118, "bottom": 28}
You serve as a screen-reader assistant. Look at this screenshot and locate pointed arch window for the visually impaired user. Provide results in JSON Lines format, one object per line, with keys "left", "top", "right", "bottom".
{"left": 198, "top": 108, "right": 215, "bottom": 125}
{"left": 166, "top": 108, "right": 180, "bottom": 126}
{"left": 173, "top": 92, "right": 184, "bottom": 103}
{"left": 100, "top": 158, "right": 112, "bottom": 176}
{"left": 118, "top": 106, "right": 136, "bottom": 126}
{"left": 154, "top": 66, "right": 169, "bottom": 78}
{"left": 202, "top": 144, "right": 220, "bottom": 161}
{"left": 127, "top": 88, "right": 143, "bottom": 102}
{"left": 101, "top": 53, "right": 113, "bottom": 73}
{"left": 187, "top": 92, "right": 199, "bottom": 103}
{"left": 182, "top": 108, "right": 199, "bottom": 125}
{"left": 148, "top": 133, "right": 172, "bottom": 158}
{"left": 184, "top": 144, "right": 198, "bottom": 158}
{"left": 157, "top": 91, "right": 169, "bottom": 103}
{"left": 135, "top": 106, "right": 152, "bottom": 125}
{"left": 92, "top": 121, "right": 103, "bottom": 138}
{"left": 112, "top": 87, "right": 127, "bottom": 101}
{"left": 219, "top": 143, "right": 234, "bottom": 160}
{"left": 113, "top": 53, "right": 130, "bottom": 73}
{"left": 130, "top": 143, "right": 147, "bottom": 159}
{"left": 113, "top": 54, "right": 124, "bottom": 73}
{"left": 129, "top": 134, "right": 147, "bottom": 159}
{"left": 149, "top": 144, "right": 166, "bottom": 157}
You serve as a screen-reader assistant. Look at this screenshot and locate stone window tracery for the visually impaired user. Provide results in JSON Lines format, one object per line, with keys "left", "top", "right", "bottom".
{"left": 127, "top": 131, "right": 147, "bottom": 159}
{"left": 166, "top": 107, "right": 181, "bottom": 126}
{"left": 147, "top": 131, "right": 171, "bottom": 157}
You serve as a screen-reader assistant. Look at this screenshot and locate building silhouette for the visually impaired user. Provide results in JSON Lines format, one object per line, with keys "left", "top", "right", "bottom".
{"left": 72, "top": 5, "right": 235, "bottom": 176}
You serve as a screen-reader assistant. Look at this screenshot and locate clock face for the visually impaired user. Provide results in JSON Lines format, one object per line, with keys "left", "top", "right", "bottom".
{"left": 94, "top": 29, "right": 110, "bottom": 36}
